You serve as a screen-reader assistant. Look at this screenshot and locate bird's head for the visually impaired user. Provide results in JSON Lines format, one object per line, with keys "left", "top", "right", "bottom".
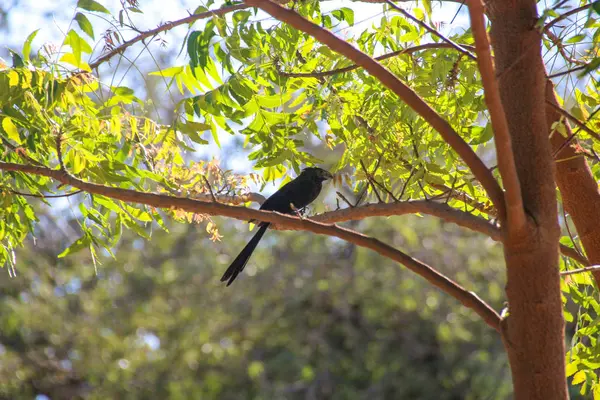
{"left": 301, "top": 167, "right": 333, "bottom": 182}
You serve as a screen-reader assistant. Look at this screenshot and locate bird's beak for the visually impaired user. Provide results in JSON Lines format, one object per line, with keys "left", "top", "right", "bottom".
{"left": 324, "top": 171, "right": 334, "bottom": 180}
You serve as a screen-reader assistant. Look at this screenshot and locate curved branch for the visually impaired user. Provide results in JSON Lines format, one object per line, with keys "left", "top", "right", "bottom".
{"left": 193, "top": 191, "right": 266, "bottom": 205}
{"left": 544, "top": 4, "right": 595, "bottom": 32}
{"left": 313, "top": 201, "right": 500, "bottom": 238}
{"left": 246, "top": 0, "right": 506, "bottom": 224}
{"left": 546, "top": 101, "right": 600, "bottom": 142}
{"left": 89, "top": 3, "right": 249, "bottom": 70}
{"left": 385, "top": 1, "right": 477, "bottom": 61}
{"left": 561, "top": 265, "right": 600, "bottom": 276}
{"left": 9, "top": 189, "right": 83, "bottom": 199}
{"left": 279, "top": 43, "right": 477, "bottom": 79}
{"left": 0, "top": 160, "right": 500, "bottom": 331}
{"left": 467, "top": 0, "right": 527, "bottom": 232}
{"left": 548, "top": 64, "right": 587, "bottom": 79}
{"left": 312, "top": 200, "right": 588, "bottom": 266}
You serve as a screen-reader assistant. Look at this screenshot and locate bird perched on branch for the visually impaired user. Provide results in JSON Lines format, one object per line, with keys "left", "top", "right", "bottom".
{"left": 221, "top": 167, "right": 333, "bottom": 286}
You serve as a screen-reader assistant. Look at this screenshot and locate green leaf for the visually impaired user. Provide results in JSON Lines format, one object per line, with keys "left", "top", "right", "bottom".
{"left": 64, "top": 29, "right": 93, "bottom": 57}
{"left": 423, "top": 0, "right": 432, "bottom": 17}
{"left": 2, "top": 117, "right": 21, "bottom": 144}
{"left": 566, "top": 34, "right": 586, "bottom": 44}
{"left": 470, "top": 124, "right": 493, "bottom": 145}
{"left": 413, "top": 8, "right": 425, "bottom": 21}
{"left": 332, "top": 7, "right": 354, "bottom": 25}
{"left": 149, "top": 66, "right": 184, "bottom": 77}
{"left": 58, "top": 235, "right": 91, "bottom": 257}
{"left": 580, "top": 57, "right": 600, "bottom": 77}
{"left": 209, "top": 117, "right": 221, "bottom": 148}
{"left": 94, "top": 196, "right": 123, "bottom": 214}
{"left": 72, "top": 151, "right": 86, "bottom": 174}
{"left": 77, "top": 0, "right": 110, "bottom": 14}
{"left": 75, "top": 12, "right": 95, "bottom": 39}
{"left": 22, "top": 29, "right": 40, "bottom": 63}
{"left": 233, "top": 10, "right": 251, "bottom": 25}
{"left": 10, "top": 50, "right": 24, "bottom": 67}
{"left": 59, "top": 53, "right": 91, "bottom": 71}
{"left": 573, "top": 370, "right": 587, "bottom": 385}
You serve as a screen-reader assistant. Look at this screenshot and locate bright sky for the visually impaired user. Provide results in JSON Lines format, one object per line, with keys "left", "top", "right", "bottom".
{"left": 2, "top": 0, "right": 470, "bottom": 60}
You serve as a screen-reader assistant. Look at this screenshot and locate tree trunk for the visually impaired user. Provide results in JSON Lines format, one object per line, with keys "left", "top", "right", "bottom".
{"left": 487, "top": 1, "right": 567, "bottom": 398}
{"left": 546, "top": 81, "right": 600, "bottom": 282}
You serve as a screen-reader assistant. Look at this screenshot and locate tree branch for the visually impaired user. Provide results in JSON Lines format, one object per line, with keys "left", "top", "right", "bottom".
{"left": 467, "top": 0, "right": 527, "bottom": 232}
{"left": 88, "top": 3, "right": 249, "bottom": 70}
{"left": 313, "top": 201, "right": 499, "bottom": 238}
{"left": 544, "top": 29, "right": 586, "bottom": 66}
{"left": 177, "top": 191, "right": 266, "bottom": 205}
{"left": 246, "top": 0, "right": 506, "bottom": 222}
{"left": 547, "top": 65, "right": 587, "bottom": 79}
{"left": 279, "top": 43, "right": 476, "bottom": 79}
{"left": 9, "top": 189, "right": 83, "bottom": 199}
{"left": 546, "top": 101, "right": 600, "bottom": 143}
{"left": 560, "top": 265, "right": 600, "bottom": 276}
{"left": 0, "top": 160, "right": 501, "bottom": 331}
{"left": 385, "top": 1, "right": 477, "bottom": 61}
{"left": 544, "top": 3, "right": 595, "bottom": 32}
{"left": 311, "top": 200, "right": 588, "bottom": 266}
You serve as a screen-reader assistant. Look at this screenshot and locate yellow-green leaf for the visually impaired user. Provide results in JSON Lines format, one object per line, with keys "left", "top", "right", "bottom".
{"left": 2, "top": 117, "right": 21, "bottom": 144}
{"left": 59, "top": 53, "right": 91, "bottom": 71}
{"left": 572, "top": 370, "right": 586, "bottom": 385}
{"left": 77, "top": 0, "right": 110, "bottom": 14}
{"left": 22, "top": 29, "right": 40, "bottom": 63}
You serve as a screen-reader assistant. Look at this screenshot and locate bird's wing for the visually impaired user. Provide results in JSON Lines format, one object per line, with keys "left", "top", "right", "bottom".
{"left": 259, "top": 178, "right": 301, "bottom": 213}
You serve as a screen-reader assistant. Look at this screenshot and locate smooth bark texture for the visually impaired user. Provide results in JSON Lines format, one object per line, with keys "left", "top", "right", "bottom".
{"left": 546, "top": 81, "right": 600, "bottom": 283}
{"left": 468, "top": 0, "right": 526, "bottom": 232}
{"left": 487, "top": 1, "right": 566, "bottom": 398}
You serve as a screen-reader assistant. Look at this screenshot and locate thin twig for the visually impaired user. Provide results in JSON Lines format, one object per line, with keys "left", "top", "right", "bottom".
{"left": 354, "top": 184, "right": 368, "bottom": 207}
{"left": 360, "top": 159, "right": 383, "bottom": 203}
{"left": 336, "top": 191, "right": 354, "bottom": 208}
{"left": 201, "top": 175, "right": 217, "bottom": 202}
{"left": 561, "top": 265, "right": 600, "bottom": 276}
{"left": 89, "top": 3, "right": 248, "bottom": 70}
{"left": 371, "top": 177, "right": 399, "bottom": 202}
{"left": 385, "top": 1, "right": 477, "bottom": 61}
{"left": 9, "top": 189, "right": 83, "bottom": 199}
{"left": 55, "top": 131, "right": 66, "bottom": 171}
{"left": 445, "top": 174, "right": 459, "bottom": 204}
{"left": 279, "top": 43, "right": 476, "bottom": 79}
{"left": 398, "top": 164, "right": 417, "bottom": 200}
{"left": 551, "top": 0, "right": 570, "bottom": 12}
{"left": 552, "top": 131, "right": 577, "bottom": 159}
{"left": 544, "top": 3, "right": 595, "bottom": 32}
{"left": 1, "top": 137, "right": 44, "bottom": 166}
{"left": 546, "top": 101, "right": 600, "bottom": 142}
{"left": 544, "top": 29, "right": 585, "bottom": 65}
{"left": 548, "top": 65, "right": 587, "bottom": 79}
{"left": 562, "top": 207, "right": 586, "bottom": 264}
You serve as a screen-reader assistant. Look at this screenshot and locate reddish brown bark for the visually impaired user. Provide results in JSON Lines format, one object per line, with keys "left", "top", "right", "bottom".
{"left": 546, "top": 81, "right": 600, "bottom": 283}
{"left": 487, "top": 1, "right": 567, "bottom": 399}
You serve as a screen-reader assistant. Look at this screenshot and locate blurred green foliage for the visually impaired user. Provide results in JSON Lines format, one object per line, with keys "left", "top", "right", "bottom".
{"left": 0, "top": 211, "right": 510, "bottom": 399}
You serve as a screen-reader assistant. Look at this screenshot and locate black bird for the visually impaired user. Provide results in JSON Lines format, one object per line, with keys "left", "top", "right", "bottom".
{"left": 221, "top": 167, "right": 333, "bottom": 286}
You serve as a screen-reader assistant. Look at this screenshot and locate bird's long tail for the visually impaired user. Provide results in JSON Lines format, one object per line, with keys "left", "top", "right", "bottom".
{"left": 220, "top": 223, "right": 269, "bottom": 286}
